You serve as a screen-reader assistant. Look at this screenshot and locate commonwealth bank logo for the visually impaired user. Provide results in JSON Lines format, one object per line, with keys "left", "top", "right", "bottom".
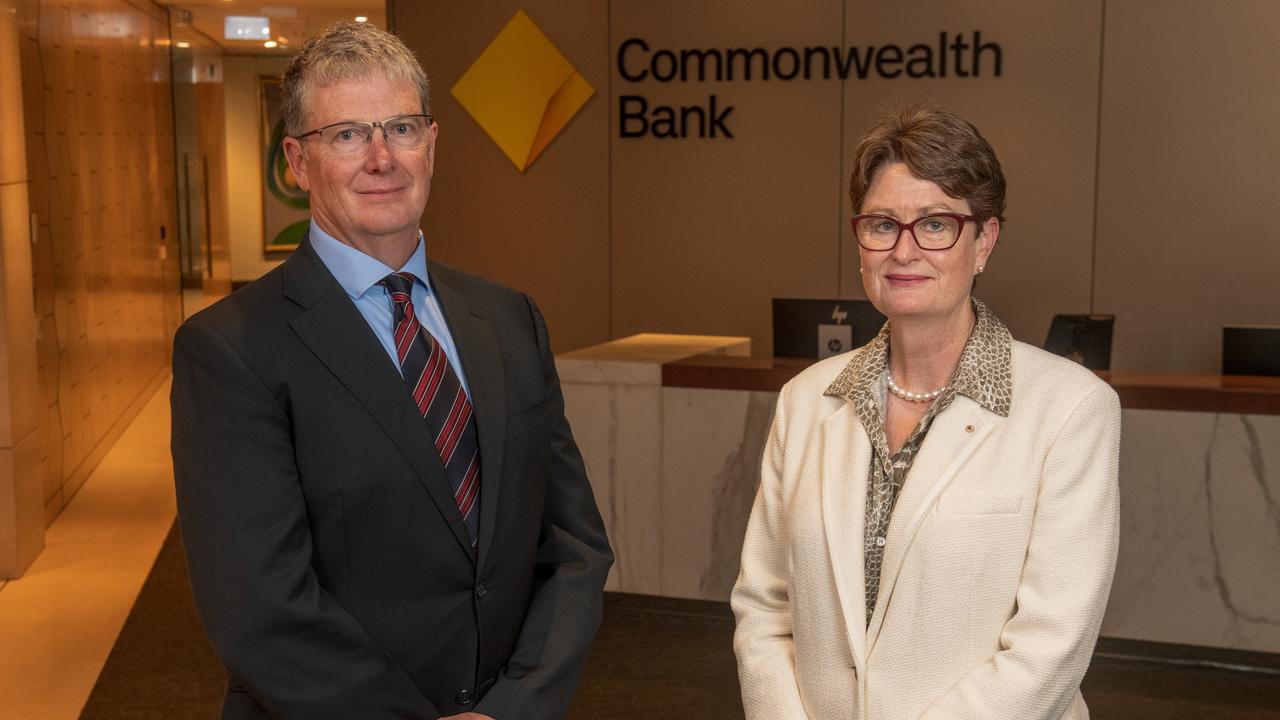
{"left": 452, "top": 11, "right": 594, "bottom": 172}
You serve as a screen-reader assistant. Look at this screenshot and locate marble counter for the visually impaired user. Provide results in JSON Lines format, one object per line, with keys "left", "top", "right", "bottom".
{"left": 1102, "top": 410, "right": 1280, "bottom": 653}
{"left": 558, "top": 334, "right": 1280, "bottom": 653}
{"left": 556, "top": 333, "right": 750, "bottom": 595}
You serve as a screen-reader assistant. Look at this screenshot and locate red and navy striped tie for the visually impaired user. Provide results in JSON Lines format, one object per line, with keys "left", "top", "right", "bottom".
{"left": 380, "top": 272, "right": 480, "bottom": 546}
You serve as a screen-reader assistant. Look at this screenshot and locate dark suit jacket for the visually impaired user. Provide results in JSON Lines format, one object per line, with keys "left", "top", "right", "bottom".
{"left": 170, "top": 238, "right": 613, "bottom": 719}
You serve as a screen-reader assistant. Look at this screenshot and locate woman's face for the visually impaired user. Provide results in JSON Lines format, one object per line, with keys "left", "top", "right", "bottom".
{"left": 857, "top": 162, "right": 998, "bottom": 325}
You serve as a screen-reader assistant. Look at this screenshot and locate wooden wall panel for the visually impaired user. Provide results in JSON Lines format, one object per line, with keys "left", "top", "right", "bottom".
{"left": 18, "top": 0, "right": 181, "bottom": 522}
{"left": 2, "top": 0, "right": 44, "bottom": 577}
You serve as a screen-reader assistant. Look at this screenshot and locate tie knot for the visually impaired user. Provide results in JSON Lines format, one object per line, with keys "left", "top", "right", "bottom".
{"left": 380, "top": 272, "right": 418, "bottom": 296}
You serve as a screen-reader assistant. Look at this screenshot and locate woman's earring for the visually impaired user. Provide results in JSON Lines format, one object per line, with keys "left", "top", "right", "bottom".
{"left": 976, "top": 266, "right": 985, "bottom": 275}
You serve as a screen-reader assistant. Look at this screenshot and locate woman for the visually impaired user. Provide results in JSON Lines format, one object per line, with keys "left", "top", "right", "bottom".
{"left": 731, "top": 106, "right": 1120, "bottom": 720}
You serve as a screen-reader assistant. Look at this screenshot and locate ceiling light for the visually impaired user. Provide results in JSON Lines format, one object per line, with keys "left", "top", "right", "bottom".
{"left": 225, "top": 16, "right": 269, "bottom": 40}
{"left": 175, "top": 41, "right": 191, "bottom": 48}
{"left": 264, "top": 40, "right": 278, "bottom": 48}
{"left": 355, "top": 16, "right": 368, "bottom": 23}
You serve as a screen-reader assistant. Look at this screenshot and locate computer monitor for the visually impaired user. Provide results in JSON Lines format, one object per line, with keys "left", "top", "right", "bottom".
{"left": 1043, "top": 314, "right": 1115, "bottom": 371}
{"left": 772, "top": 298, "right": 886, "bottom": 359}
{"left": 1222, "top": 325, "right": 1280, "bottom": 376}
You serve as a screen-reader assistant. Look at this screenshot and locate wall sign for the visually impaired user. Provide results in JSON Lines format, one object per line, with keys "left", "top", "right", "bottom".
{"left": 453, "top": 10, "right": 594, "bottom": 172}
{"left": 616, "top": 32, "right": 1004, "bottom": 139}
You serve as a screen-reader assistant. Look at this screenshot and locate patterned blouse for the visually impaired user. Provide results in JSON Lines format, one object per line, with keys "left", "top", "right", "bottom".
{"left": 823, "top": 298, "right": 1013, "bottom": 624}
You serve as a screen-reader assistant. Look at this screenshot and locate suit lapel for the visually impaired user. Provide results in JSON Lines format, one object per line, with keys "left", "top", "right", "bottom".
{"left": 282, "top": 241, "right": 476, "bottom": 559}
{"left": 866, "top": 398, "right": 995, "bottom": 647}
{"left": 819, "top": 400, "right": 871, "bottom": 676}
{"left": 429, "top": 265, "right": 507, "bottom": 573}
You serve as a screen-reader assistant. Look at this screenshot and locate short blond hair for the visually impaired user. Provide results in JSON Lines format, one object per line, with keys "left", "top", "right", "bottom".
{"left": 281, "top": 21, "right": 431, "bottom": 136}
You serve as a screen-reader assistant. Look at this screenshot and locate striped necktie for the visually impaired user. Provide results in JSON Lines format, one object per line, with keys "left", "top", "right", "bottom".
{"left": 379, "top": 272, "right": 480, "bottom": 546}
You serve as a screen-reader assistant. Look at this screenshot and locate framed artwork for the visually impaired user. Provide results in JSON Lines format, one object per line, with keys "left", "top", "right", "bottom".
{"left": 259, "top": 76, "right": 310, "bottom": 252}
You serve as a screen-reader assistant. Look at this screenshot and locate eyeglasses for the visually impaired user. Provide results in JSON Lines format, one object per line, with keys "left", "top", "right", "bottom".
{"left": 851, "top": 213, "right": 981, "bottom": 251}
{"left": 294, "top": 114, "right": 434, "bottom": 155}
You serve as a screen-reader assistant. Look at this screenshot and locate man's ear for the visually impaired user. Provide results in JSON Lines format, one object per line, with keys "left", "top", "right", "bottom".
{"left": 425, "top": 120, "right": 438, "bottom": 180}
{"left": 282, "top": 136, "right": 310, "bottom": 192}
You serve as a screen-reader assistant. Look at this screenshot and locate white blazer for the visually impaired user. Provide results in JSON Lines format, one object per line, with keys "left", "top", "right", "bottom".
{"left": 732, "top": 340, "right": 1120, "bottom": 720}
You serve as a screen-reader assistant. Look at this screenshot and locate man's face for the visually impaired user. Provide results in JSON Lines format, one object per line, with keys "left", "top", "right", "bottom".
{"left": 283, "top": 72, "right": 437, "bottom": 255}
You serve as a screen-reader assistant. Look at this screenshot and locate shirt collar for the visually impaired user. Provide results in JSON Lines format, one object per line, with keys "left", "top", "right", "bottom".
{"left": 824, "top": 297, "right": 1012, "bottom": 417}
{"left": 308, "top": 222, "right": 431, "bottom": 298}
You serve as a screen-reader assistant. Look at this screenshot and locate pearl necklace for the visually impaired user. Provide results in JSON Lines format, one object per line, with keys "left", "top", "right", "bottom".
{"left": 886, "top": 371, "right": 948, "bottom": 403}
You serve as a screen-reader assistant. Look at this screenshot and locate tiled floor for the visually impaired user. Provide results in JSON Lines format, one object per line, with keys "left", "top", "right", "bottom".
{"left": 0, "top": 380, "right": 174, "bottom": 720}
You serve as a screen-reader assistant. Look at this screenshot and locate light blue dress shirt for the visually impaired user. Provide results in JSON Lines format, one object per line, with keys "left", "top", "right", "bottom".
{"left": 309, "top": 223, "right": 470, "bottom": 394}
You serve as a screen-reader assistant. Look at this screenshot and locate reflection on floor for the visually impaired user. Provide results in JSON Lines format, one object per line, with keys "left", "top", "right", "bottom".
{"left": 0, "top": 380, "right": 175, "bottom": 720}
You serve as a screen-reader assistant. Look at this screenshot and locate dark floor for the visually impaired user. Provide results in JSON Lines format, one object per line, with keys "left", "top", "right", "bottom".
{"left": 80, "top": 525, "right": 1280, "bottom": 719}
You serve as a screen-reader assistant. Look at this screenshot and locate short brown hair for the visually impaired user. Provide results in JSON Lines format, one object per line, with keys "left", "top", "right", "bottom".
{"left": 281, "top": 22, "right": 431, "bottom": 137}
{"left": 848, "top": 106, "right": 1006, "bottom": 224}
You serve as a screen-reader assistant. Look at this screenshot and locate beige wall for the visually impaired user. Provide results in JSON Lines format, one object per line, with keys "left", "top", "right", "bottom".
{"left": 838, "top": 2, "right": 1103, "bottom": 350}
{"left": 1095, "top": 1, "right": 1280, "bottom": 373}
{"left": 393, "top": 1, "right": 1276, "bottom": 371}
{"left": 609, "top": 0, "right": 846, "bottom": 350}
{"left": 224, "top": 54, "right": 290, "bottom": 284}
{"left": 7, "top": 0, "right": 181, "bottom": 571}
{"left": 393, "top": 1, "right": 611, "bottom": 354}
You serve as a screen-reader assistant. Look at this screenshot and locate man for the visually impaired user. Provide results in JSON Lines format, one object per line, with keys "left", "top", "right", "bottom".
{"left": 171, "top": 22, "right": 612, "bottom": 720}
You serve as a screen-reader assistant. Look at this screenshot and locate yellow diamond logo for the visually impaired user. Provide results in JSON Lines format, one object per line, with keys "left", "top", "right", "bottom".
{"left": 452, "top": 11, "right": 594, "bottom": 172}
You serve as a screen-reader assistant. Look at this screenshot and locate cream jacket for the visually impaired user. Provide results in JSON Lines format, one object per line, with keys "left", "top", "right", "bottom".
{"left": 732, "top": 340, "right": 1120, "bottom": 720}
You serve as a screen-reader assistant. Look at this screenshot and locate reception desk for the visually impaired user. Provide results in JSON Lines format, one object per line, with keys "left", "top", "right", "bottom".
{"left": 558, "top": 334, "right": 1280, "bottom": 655}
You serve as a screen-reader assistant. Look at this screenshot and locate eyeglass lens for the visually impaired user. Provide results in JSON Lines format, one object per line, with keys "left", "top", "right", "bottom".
{"left": 322, "top": 115, "right": 431, "bottom": 154}
{"left": 854, "top": 214, "right": 962, "bottom": 250}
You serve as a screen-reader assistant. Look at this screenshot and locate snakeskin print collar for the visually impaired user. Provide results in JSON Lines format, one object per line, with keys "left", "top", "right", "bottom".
{"left": 823, "top": 298, "right": 1012, "bottom": 417}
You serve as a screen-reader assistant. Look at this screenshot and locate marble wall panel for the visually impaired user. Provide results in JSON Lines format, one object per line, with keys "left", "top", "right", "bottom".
{"left": 605, "top": 384, "right": 663, "bottom": 592}
{"left": 559, "top": 361, "right": 665, "bottom": 595}
{"left": 660, "top": 387, "right": 776, "bottom": 601}
{"left": 1103, "top": 410, "right": 1280, "bottom": 653}
{"left": 561, "top": 382, "right": 614, "bottom": 587}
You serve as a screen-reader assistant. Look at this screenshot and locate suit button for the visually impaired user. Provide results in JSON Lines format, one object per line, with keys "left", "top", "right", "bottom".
{"left": 475, "top": 583, "right": 488, "bottom": 599}
{"left": 456, "top": 688, "right": 474, "bottom": 705}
